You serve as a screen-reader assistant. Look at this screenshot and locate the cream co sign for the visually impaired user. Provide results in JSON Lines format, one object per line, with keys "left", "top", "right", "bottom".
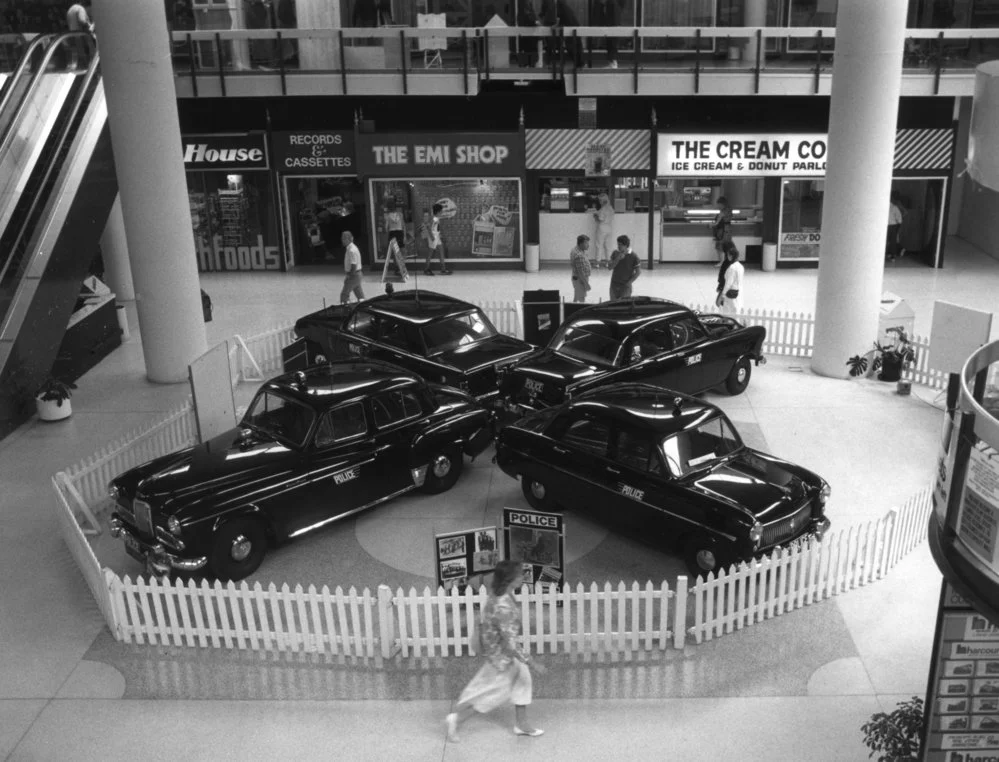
{"left": 658, "top": 134, "right": 829, "bottom": 177}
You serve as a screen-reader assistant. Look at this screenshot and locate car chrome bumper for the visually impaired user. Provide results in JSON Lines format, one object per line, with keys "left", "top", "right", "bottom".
{"left": 764, "top": 517, "right": 831, "bottom": 555}
{"left": 109, "top": 516, "right": 207, "bottom": 574}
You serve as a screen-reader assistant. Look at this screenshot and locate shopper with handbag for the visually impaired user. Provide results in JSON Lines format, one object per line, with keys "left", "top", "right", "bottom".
{"left": 720, "top": 244, "right": 744, "bottom": 314}
{"left": 445, "top": 560, "right": 546, "bottom": 742}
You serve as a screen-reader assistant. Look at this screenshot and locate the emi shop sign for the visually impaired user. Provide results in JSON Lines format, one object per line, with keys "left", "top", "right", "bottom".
{"left": 356, "top": 132, "right": 524, "bottom": 177}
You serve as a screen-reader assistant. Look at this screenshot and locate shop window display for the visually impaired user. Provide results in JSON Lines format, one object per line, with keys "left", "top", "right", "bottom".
{"left": 370, "top": 179, "right": 522, "bottom": 262}
{"left": 189, "top": 171, "right": 282, "bottom": 272}
{"left": 779, "top": 179, "right": 823, "bottom": 259}
{"left": 283, "top": 177, "right": 366, "bottom": 267}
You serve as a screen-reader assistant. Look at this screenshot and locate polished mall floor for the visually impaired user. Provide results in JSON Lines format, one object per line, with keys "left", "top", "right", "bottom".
{"left": 1, "top": 237, "right": 996, "bottom": 761}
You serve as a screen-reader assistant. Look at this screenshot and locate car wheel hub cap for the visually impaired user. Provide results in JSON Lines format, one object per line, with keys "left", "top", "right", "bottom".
{"left": 696, "top": 549, "right": 716, "bottom": 570}
{"left": 231, "top": 535, "right": 252, "bottom": 562}
{"left": 737, "top": 366, "right": 747, "bottom": 383}
{"left": 432, "top": 455, "right": 452, "bottom": 478}
{"left": 531, "top": 481, "right": 546, "bottom": 500}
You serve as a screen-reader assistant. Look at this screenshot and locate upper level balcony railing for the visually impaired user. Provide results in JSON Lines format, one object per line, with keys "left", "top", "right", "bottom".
{"left": 163, "top": 25, "right": 999, "bottom": 98}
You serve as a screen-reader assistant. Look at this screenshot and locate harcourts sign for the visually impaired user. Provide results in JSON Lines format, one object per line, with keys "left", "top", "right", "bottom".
{"left": 658, "top": 134, "right": 828, "bottom": 177}
{"left": 182, "top": 133, "right": 270, "bottom": 170}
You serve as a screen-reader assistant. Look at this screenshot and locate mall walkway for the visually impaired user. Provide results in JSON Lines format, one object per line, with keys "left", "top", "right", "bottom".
{"left": 0, "top": 237, "right": 995, "bottom": 761}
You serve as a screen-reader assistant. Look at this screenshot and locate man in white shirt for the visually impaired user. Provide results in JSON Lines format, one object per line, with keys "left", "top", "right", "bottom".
{"left": 592, "top": 193, "right": 615, "bottom": 268}
{"left": 340, "top": 231, "right": 365, "bottom": 304}
{"left": 66, "top": 1, "right": 95, "bottom": 71}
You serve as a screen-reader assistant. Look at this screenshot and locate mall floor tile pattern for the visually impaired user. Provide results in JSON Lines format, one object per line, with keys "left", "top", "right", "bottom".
{"left": 1, "top": 236, "right": 997, "bottom": 761}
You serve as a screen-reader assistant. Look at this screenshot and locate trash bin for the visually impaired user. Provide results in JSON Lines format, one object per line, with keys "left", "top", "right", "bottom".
{"left": 762, "top": 242, "right": 777, "bottom": 272}
{"left": 521, "top": 289, "right": 561, "bottom": 346}
{"left": 115, "top": 303, "right": 129, "bottom": 340}
{"left": 525, "top": 243, "right": 540, "bottom": 273}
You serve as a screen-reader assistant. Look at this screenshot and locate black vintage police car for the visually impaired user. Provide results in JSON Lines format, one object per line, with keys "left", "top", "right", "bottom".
{"left": 290, "top": 290, "right": 534, "bottom": 404}
{"left": 496, "top": 383, "right": 830, "bottom": 577}
{"left": 499, "top": 297, "right": 766, "bottom": 413}
{"left": 109, "top": 360, "right": 494, "bottom": 581}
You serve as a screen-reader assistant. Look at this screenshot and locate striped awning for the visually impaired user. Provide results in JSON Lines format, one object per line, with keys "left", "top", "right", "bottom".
{"left": 526, "top": 129, "right": 650, "bottom": 171}
{"left": 894, "top": 128, "right": 954, "bottom": 171}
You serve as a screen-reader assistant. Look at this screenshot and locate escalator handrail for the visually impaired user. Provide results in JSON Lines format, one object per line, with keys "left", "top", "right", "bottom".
{"left": 0, "top": 33, "right": 54, "bottom": 117}
{"left": 0, "top": 52, "right": 103, "bottom": 305}
{"left": 0, "top": 32, "right": 94, "bottom": 159}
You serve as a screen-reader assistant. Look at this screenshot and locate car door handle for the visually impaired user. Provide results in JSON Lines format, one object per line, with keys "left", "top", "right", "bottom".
{"left": 606, "top": 466, "right": 621, "bottom": 475}
{"left": 553, "top": 446, "right": 570, "bottom": 455}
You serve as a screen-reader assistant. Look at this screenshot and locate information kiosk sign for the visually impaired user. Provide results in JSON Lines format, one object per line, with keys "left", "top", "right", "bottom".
{"left": 434, "top": 526, "right": 500, "bottom": 591}
{"left": 502, "top": 508, "right": 565, "bottom": 593}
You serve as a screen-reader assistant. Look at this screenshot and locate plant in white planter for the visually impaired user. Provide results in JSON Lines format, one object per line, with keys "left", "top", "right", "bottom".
{"left": 35, "top": 377, "right": 77, "bottom": 422}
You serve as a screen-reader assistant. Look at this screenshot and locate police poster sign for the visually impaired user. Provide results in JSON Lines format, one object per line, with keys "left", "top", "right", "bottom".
{"left": 503, "top": 508, "right": 565, "bottom": 592}
{"left": 434, "top": 526, "right": 500, "bottom": 592}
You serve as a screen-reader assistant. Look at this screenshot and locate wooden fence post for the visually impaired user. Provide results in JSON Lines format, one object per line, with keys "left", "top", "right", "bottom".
{"left": 377, "top": 584, "right": 394, "bottom": 659}
{"left": 673, "top": 576, "right": 687, "bottom": 649}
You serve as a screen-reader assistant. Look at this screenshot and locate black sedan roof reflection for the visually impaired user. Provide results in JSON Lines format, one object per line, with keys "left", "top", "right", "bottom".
{"left": 572, "top": 383, "right": 727, "bottom": 437}
{"left": 263, "top": 360, "right": 420, "bottom": 409}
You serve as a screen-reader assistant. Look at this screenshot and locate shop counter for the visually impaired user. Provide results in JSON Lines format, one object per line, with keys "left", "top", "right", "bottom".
{"left": 539, "top": 211, "right": 660, "bottom": 262}
{"left": 659, "top": 220, "right": 762, "bottom": 263}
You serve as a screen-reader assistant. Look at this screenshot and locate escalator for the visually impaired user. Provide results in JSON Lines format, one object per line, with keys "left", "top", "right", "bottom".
{"left": 0, "top": 34, "right": 119, "bottom": 440}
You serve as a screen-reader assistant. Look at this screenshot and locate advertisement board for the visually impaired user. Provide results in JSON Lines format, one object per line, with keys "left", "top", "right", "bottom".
{"left": 780, "top": 230, "right": 822, "bottom": 259}
{"left": 356, "top": 132, "right": 524, "bottom": 177}
{"left": 657, "top": 134, "right": 828, "bottom": 177}
{"left": 924, "top": 583, "right": 999, "bottom": 761}
{"left": 957, "top": 440, "right": 999, "bottom": 573}
{"left": 434, "top": 526, "right": 500, "bottom": 592}
{"left": 502, "top": 508, "right": 565, "bottom": 593}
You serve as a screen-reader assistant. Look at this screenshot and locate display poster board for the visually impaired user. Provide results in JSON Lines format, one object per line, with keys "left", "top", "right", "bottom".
{"left": 188, "top": 340, "right": 237, "bottom": 442}
{"left": 471, "top": 221, "right": 495, "bottom": 256}
{"left": 584, "top": 143, "right": 612, "bottom": 177}
{"left": 416, "top": 13, "right": 447, "bottom": 52}
{"left": 503, "top": 508, "right": 565, "bottom": 593}
{"left": 956, "top": 437, "right": 999, "bottom": 575}
{"left": 435, "top": 526, "right": 500, "bottom": 591}
{"left": 935, "top": 408, "right": 964, "bottom": 527}
{"left": 780, "top": 230, "right": 821, "bottom": 259}
{"left": 923, "top": 582, "right": 999, "bottom": 761}
{"left": 930, "top": 301, "right": 994, "bottom": 375}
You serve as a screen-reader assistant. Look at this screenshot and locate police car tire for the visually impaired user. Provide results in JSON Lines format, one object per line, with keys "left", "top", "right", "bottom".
{"left": 422, "top": 446, "right": 463, "bottom": 494}
{"left": 210, "top": 518, "right": 267, "bottom": 581}
{"left": 521, "top": 475, "right": 556, "bottom": 511}
{"left": 725, "top": 356, "right": 752, "bottom": 395}
{"left": 683, "top": 534, "right": 723, "bottom": 579}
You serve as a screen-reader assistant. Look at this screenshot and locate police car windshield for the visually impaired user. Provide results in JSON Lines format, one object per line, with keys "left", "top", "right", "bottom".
{"left": 552, "top": 321, "right": 622, "bottom": 366}
{"left": 421, "top": 310, "right": 498, "bottom": 356}
{"left": 243, "top": 390, "right": 316, "bottom": 448}
{"left": 660, "top": 415, "right": 742, "bottom": 478}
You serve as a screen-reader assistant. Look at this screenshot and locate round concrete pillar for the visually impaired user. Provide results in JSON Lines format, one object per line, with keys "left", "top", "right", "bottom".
{"left": 95, "top": 0, "right": 207, "bottom": 382}
{"left": 811, "top": 0, "right": 908, "bottom": 378}
{"left": 99, "top": 194, "right": 133, "bottom": 301}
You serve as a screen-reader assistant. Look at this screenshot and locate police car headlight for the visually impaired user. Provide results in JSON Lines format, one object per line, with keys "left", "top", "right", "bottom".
{"left": 108, "top": 483, "right": 121, "bottom": 501}
{"left": 818, "top": 483, "right": 830, "bottom": 506}
{"left": 167, "top": 516, "right": 182, "bottom": 536}
{"left": 749, "top": 521, "right": 763, "bottom": 547}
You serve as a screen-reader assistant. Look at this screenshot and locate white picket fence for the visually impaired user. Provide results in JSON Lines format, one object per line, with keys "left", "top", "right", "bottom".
{"left": 49, "top": 314, "right": 943, "bottom": 659}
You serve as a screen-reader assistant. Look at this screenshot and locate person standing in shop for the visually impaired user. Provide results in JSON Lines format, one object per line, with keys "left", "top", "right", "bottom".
{"left": 592, "top": 193, "right": 615, "bottom": 268}
{"left": 609, "top": 234, "right": 640, "bottom": 300}
{"left": 569, "top": 234, "right": 592, "bottom": 303}
{"left": 712, "top": 196, "right": 733, "bottom": 267}
{"left": 340, "top": 231, "right": 365, "bottom": 304}
{"left": 424, "top": 203, "right": 451, "bottom": 276}
{"left": 589, "top": 0, "right": 619, "bottom": 68}
{"left": 720, "top": 244, "right": 744, "bottom": 314}
{"left": 445, "top": 560, "right": 546, "bottom": 743}
{"left": 384, "top": 198, "right": 405, "bottom": 248}
{"left": 886, "top": 190, "right": 904, "bottom": 262}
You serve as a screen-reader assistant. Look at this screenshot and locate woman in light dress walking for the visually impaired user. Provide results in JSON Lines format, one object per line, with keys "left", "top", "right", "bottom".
{"left": 445, "top": 560, "right": 546, "bottom": 742}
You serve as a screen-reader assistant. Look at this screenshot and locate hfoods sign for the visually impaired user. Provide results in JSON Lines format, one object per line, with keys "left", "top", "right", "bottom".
{"left": 272, "top": 131, "right": 354, "bottom": 173}
{"left": 356, "top": 132, "right": 524, "bottom": 177}
{"left": 182, "top": 133, "right": 269, "bottom": 170}
{"left": 658, "top": 134, "right": 828, "bottom": 177}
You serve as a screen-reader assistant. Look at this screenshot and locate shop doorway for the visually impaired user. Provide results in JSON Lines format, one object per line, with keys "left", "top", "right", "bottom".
{"left": 891, "top": 178, "right": 946, "bottom": 268}
{"left": 281, "top": 176, "right": 366, "bottom": 267}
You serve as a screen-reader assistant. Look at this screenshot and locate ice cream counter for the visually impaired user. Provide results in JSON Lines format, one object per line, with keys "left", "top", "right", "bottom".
{"left": 658, "top": 220, "right": 762, "bottom": 263}
{"left": 538, "top": 211, "right": 660, "bottom": 262}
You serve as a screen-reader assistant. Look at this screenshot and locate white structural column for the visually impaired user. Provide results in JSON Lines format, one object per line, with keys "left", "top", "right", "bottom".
{"left": 743, "top": 0, "right": 767, "bottom": 67}
{"left": 811, "top": 0, "right": 907, "bottom": 378}
{"left": 95, "top": 0, "right": 207, "bottom": 382}
{"left": 99, "top": 194, "right": 133, "bottom": 301}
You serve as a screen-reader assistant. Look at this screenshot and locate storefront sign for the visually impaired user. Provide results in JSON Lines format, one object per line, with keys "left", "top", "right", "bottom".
{"left": 658, "top": 134, "right": 828, "bottom": 177}
{"left": 271, "top": 131, "right": 355, "bottom": 173}
{"left": 356, "top": 133, "right": 524, "bottom": 177}
{"left": 196, "top": 234, "right": 281, "bottom": 272}
{"left": 182, "top": 133, "right": 269, "bottom": 170}
{"left": 780, "top": 230, "right": 822, "bottom": 259}
{"left": 503, "top": 507, "right": 565, "bottom": 593}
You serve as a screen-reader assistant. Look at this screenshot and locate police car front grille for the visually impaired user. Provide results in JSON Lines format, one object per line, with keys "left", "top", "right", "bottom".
{"left": 762, "top": 502, "right": 812, "bottom": 547}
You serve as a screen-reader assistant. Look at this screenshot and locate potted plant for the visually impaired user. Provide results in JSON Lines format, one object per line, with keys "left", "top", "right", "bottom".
{"left": 35, "top": 377, "right": 77, "bottom": 422}
{"left": 847, "top": 326, "right": 917, "bottom": 383}
{"left": 860, "top": 696, "right": 924, "bottom": 761}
